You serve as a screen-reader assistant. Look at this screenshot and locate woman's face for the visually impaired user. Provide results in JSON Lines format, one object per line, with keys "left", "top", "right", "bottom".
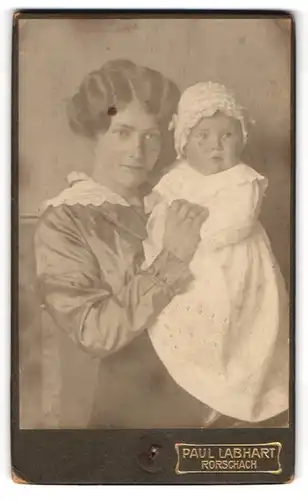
{"left": 94, "top": 100, "right": 162, "bottom": 191}
{"left": 184, "top": 112, "right": 243, "bottom": 176}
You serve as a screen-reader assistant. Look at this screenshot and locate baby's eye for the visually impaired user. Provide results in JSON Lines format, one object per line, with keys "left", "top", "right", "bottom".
{"left": 222, "top": 132, "right": 233, "bottom": 139}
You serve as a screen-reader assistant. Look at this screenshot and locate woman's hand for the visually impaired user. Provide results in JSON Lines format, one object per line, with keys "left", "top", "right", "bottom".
{"left": 163, "top": 199, "right": 209, "bottom": 264}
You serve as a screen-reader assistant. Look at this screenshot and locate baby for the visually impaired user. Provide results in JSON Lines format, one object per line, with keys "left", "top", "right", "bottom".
{"left": 143, "top": 82, "right": 289, "bottom": 423}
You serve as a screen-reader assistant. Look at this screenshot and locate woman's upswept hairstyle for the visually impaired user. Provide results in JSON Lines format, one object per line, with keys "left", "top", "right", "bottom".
{"left": 67, "top": 59, "right": 180, "bottom": 139}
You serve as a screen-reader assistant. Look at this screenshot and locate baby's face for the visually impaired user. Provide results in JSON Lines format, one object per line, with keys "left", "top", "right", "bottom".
{"left": 184, "top": 112, "right": 244, "bottom": 176}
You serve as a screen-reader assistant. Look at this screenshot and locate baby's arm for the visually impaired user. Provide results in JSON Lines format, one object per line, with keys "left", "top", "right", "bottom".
{"left": 200, "top": 177, "right": 268, "bottom": 251}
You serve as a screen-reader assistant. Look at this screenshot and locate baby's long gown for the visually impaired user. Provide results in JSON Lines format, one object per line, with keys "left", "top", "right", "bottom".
{"left": 143, "top": 162, "right": 289, "bottom": 423}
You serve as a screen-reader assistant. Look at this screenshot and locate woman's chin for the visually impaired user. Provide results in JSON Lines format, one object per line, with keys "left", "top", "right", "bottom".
{"left": 120, "top": 168, "right": 147, "bottom": 189}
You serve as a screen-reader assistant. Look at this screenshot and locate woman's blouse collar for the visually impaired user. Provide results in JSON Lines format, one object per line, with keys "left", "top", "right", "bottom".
{"left": 40, "top": 171, "right": 131, "bottom": 212}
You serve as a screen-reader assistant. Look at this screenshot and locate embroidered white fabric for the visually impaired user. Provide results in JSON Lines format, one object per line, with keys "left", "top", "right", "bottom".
{"left": 143, "top": 161, "right": 289, "bottom": 422}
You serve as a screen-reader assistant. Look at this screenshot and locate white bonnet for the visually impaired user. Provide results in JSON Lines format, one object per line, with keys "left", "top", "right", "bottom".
{"left": 169, "top": 81, "right": 249, "bottom": 159}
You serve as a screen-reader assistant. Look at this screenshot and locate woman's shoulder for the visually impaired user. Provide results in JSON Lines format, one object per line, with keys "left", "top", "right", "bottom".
{"left": 35, "top": 204, "right": 82, "bottom": 246}
{"left": 35, "top": 172, "right": 96, "bottom": 237}
{"left": 37, "top": 171, "right": 131, "bottom": 226}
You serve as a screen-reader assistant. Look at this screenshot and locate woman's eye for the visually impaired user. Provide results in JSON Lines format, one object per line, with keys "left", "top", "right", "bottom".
{"left": 198, "top": 133, "right": 208, "bottom": 140}
{"left": 113, "top": 129, "right": 130, "bottom": 138}
{"left": 144, "top": 133, "right": 160, "bottom": 141}
{"left": 223, "top": 132, "right": 232, "bottom": 139}
{"left": 143, "top": 133, "right": 161, "bottom": 147}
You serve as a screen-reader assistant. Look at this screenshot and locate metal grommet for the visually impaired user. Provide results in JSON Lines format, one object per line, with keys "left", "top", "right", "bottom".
{"left": 137, "top": 433, "right": 172, "bottom": 473}
{"left": 137, "top": 443, "right": 162, "bottom": 473}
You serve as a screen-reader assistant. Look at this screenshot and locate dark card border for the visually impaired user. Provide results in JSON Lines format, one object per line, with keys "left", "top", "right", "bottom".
{"left": 11, "top": 9, "right": 296, "bottom": 485}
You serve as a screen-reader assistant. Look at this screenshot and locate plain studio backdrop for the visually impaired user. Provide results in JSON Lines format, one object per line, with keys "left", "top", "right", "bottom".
{"left": 17, "top": 16, "right": 292, "bottom": 428}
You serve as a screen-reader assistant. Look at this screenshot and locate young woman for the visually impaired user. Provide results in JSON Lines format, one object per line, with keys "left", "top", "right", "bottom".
{"left": 34, "top": 59, "right": 210, "bottom": 429}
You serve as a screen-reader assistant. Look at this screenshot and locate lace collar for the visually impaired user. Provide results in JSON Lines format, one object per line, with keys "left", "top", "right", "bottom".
{"left": 40, "top": 171, "right": 133, "bottom": 213}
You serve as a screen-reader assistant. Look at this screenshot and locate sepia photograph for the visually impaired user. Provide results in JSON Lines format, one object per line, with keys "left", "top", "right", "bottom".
{"left": 15, "top": 12, "right": 293, "bottom": 437}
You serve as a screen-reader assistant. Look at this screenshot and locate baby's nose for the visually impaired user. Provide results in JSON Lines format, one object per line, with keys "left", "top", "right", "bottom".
{"left": 210, "top": 135, "right": 223, "bottom": 149}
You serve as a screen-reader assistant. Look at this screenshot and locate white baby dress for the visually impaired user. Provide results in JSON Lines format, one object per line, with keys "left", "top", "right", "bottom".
{"left": 143, "top": 161, "right": 289, "bottom": 423}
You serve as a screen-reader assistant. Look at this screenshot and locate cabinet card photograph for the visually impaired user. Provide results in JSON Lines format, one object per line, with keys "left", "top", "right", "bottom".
{"left": 12, "top": 10, "right": 294, "bottom": 485}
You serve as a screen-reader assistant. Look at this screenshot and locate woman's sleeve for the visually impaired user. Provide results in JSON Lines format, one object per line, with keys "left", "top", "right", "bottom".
{"left": 143, "top": 201, "right": 169, "bottom": 266}
{"left": 35, "top": 205, "right": 193, "bottom": 358}
{"left": 201, "top": 177, "right": 268, "bottom": 251}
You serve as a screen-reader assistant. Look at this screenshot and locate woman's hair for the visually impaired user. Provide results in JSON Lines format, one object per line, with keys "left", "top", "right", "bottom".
{"left": 67, "top": 59, "right": 180, "bottom": 139}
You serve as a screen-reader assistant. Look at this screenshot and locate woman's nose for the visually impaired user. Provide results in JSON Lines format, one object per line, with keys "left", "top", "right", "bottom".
{"left": 129, "top": 134, "right": 144, "bottom": 163}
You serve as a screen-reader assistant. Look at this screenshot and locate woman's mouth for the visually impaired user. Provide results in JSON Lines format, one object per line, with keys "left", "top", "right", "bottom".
{"left": 122, "top": 164, "right": 144, "bottom": 170}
